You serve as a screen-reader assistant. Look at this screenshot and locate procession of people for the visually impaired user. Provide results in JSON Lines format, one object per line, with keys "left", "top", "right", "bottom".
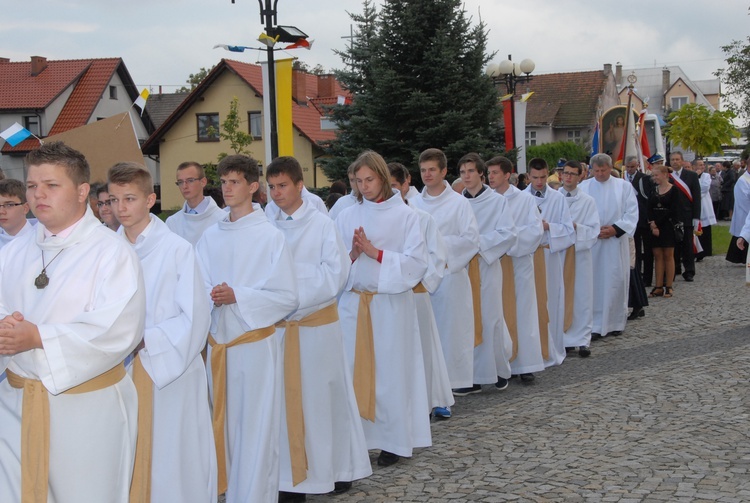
{"left": 0, "top": 142, "right": 747, "bottom": 503}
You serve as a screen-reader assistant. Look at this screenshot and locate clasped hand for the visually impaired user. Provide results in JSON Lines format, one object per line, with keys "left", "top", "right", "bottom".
{"left": 350, "top": 227, "right": 379, "bottom": 261}
{"left": 0, "top": 311, "right": 43, "bottom": 356}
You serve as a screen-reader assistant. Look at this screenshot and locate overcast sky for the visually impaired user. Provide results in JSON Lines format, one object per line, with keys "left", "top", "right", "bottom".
{"left": 3, "top": 0, "right": 748, "bottom": 94}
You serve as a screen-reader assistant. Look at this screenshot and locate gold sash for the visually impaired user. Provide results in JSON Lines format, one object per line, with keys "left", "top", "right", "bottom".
{"left": 412, "top": 282, "right": 428, "bottom": 294}
{"left": 208, "top": 326, "right": 276, "bottom": 496}
{"left": 500, "top": 255, "right": 518, "bottom": 362}
{"left": 533, "top": 248, "right": 550, "bottom": 360}
{"left": 276, "top": 303, "right": 339, "bottom": 487}
{"left": 468, "top": 255, "right": 483, "bottom": 347}
{"left": 562, "top": 245, "right": 576, "bottom": 332}
{"left": 6, "top": 363, "right": 127, "bottom": 503}
{"left": 351, "top": 289, "right": 376, "bottom": 422}
{"left": 130, "top": 354, "right": 153, "bottom": 503}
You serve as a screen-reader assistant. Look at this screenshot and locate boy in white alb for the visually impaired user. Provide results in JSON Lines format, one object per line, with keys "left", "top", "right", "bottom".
{"left": 0, "top": 142, "right": 145, "bottom": 503}
{"left": 410, "top": 148, "right": 479, "bottom": 405}
{"left": 524, "top": 158, "right": 575, "bottom": 368}
{"left": 107, "top": 162, "right": 217, "bottom": 503}
{"left": 487, "top": 156, "right": 546, "bottom": 382}
{"left": 166, "top": 161, "right": 226, "bottom": 245}
{"left": 0, "top": 179, "right": 35, "bottom": 249}
{"left": 389, "top": 162, "right": 454, "bottom": 417}
{"left": 458, "top": 153, "right": 516, "bottom": 393}
{"left": 336, "top": 150, "right": 430, "bottom": 468}
{"left": 196, "top": 155, "right": 299, "bottom": 503}
{"left": 559, "top": 160, "right": 600, "bottom": 357}
{"left": 266, "top": 157, "right": 371, "bottom": 503}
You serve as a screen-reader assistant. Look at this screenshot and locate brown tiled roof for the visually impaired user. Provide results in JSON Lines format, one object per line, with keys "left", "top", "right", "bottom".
{"left": 49, "top": 59, "right": 121, "bottom": 134}
{"left": 143, "top": 59, "right": 348, "bottom": 154}
{"left": 0, "top": 59, "right": 90, "bottom": 109}
{"left": 520, "top": 70, "right": 606, "bottom": 128}
{"left": 1, "top": 57, "right": 151, "bottom": 154}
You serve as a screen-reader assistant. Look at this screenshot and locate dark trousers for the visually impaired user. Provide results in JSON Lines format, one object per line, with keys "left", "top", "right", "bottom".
{"left": 634, "top": 227, "right": 653, "bottom": 285}
{"left": 674, "top": 225, "right": 695, "bottom": 278}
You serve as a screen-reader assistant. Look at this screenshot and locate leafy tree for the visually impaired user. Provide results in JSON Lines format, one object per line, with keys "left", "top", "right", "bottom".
{"left": 715, "top": 7, "right": 750, "bottom": 127}
{"left": 177, "top": 66, "right": 214, "bottom": 93}
{"left": 665, "top": 104, "right": 739, "bottom": 158}
{"left": 321, "top": 0, "right": 502, "bottom": 183}
{"left": 212, "top": 96, "right": 253, "bottom": 160}
{"left": 293, "top": 61, "right": 327, "bottom": 75}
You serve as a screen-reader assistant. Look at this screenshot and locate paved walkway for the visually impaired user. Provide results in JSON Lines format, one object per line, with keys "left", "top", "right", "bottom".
{"left": 309, "top": 252, "right": 750, "bottom": 502}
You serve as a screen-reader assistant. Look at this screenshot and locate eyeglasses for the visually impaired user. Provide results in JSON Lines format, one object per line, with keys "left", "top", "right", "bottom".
{"left": 561, "top": 172, "right": 579, "bottom": 177}
{"left": 175, "top": 178, "right": 202, "bottom": 187}
{"left": 96, "top": 200, "right": 112, "bottom": 208}
{"left": 0, "top": 202, "right": 24, "bottom": 210}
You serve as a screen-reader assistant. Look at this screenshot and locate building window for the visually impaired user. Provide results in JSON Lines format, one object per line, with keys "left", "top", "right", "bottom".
{"left": 248, "top": 111, "right": 262, "bottom": 139}
{"left": 197, "top": 113, "right": 220, "bottom": 142}
{"left": 23, "top": 116, "right": 40, "bottom": 136}
{"left": 671, "top": 96, "right": 688, "bottom": 110}
{"left": 320, "top": 117, "right": 337, "bottom": 131}
{"left": 109, "top": 86, "right": 117, "bottom": 100}
{"left": 525, "top": 130, "right": 537, "bottom": 147}
{"left": 567, "top": 129, "right": 582, "bottom": 143}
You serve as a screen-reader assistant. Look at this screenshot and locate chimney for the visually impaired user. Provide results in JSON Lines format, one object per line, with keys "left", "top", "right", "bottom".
{"left": 292, "top": 69, "right": 307, "bottom": 104}
{"left": 317, "top": 74, "right": 337, "bottom": 98}
{"left": 662, "top": 67, "right": 671, "bottom": 96}
{"left": 615, "top": 63, "right": 622, "bottom": 87}
{"left": 0, "top": 57, "right": 10, "bottom": 64}
{"left": 30, "top": 56, "right": 47, "bottom": 76}
{"left": 603, "top": 63, "right": 612, "bottom": 76}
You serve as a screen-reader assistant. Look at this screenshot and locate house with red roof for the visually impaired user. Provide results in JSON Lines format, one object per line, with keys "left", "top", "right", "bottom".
{"left": 512, "top": 64, "right": 620, "bottom": 151}
{"left": 0, "top": 56, "right": 154, "bottom": 180}
{"left": 142, "top": 58, "right": 349, "bottom": 210}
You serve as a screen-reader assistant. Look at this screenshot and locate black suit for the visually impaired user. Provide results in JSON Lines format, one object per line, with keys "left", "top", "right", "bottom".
{"left": 670, "top": 168, "right": 701, "bottom": 279}
{"left": 628, "top": 171, "right": 655, "bottom": 284}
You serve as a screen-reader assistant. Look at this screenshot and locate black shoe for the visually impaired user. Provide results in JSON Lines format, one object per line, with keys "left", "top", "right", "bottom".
{"left": 378, "top": 450, "right": 400, "bottom": 467}
{"left": 333, "top": 481, "right": 352, "bottom": 494}
{"left": 607, "top": 331, "right": 623, "bottom": 337}
{"left": 279, "top": 491, "right": 307, "bottom": 503}
{"left": 495, "top": 377, "right": 509, "bottom": 390}
{"left": 627, "top": 308, "right": 644, "bottom": 321}
{"left": 683, "top": 274, "right": 694, "bottom": 282}
{"left": 520, "top": 373, "right": 535, "bottom": 383}
{"left": 591, "top": 333, "right": 602, "bottom": 341}
{"left": 565, "top": 346, "right": 575, "bottom": 352}
{"left": 579, "top": 346, "right": 591, "bottom": 358}
{"left": 452, "top": 384, "right": 482, "bottom": 396}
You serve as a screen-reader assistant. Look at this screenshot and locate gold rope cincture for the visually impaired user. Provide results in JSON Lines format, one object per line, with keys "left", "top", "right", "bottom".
{"left": 276, "top": 303, "right": 339, "bottom": 486}
{"left": 500, "top": 255, "right": 518, "bottom": 362}
{"left": 351, "top": 289, "right": 376, "bottom": 422}
{"left": 468, "top": 255, "right": 483, "bottom": 347}
{"left": 533, "top": 247, "right": 550, "bottom": 360}
{"left": 6, "top": 364, "right": 127, "bottom": 503}
{"left": 562, "top": 245, "right": 576, "bottom": 332}
{"left": 208, "top": 326, "right": 276, "bottom": 495}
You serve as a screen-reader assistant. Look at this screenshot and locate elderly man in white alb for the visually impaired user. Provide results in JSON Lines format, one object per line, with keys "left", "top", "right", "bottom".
{"left": 579, "top": 153, "right": 638, "bottom": 339}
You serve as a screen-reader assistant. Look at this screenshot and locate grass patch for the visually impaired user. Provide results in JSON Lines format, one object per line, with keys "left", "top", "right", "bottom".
{"left": 712, "top": 225, "right": 731, "bottom": 256}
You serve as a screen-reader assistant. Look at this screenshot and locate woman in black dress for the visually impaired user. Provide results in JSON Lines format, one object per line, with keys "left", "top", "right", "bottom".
{"left": 647, "top": 164, "right": 681, "bottom": 298}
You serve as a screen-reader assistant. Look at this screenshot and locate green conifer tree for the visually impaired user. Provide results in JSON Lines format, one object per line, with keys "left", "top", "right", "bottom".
{"left": 321, "top": 0, "right": 501, "bottom": 184}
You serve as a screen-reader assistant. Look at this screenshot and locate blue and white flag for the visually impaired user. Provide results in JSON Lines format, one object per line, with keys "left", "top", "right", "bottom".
{"left": 0, "top": 123, "right": 32, "bottom": 147}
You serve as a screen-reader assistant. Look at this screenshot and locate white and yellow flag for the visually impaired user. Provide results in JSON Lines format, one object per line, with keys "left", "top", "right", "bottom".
{"left": 134, "top": 88, "right": 150, "bottom": 116}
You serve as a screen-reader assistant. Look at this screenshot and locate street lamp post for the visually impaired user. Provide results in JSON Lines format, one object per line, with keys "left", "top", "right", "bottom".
{"left": 486, "top": 55, "right": 535, "bottom": 154}
{"left": 259, "top": 0, "right": 280, "bottom": 160}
